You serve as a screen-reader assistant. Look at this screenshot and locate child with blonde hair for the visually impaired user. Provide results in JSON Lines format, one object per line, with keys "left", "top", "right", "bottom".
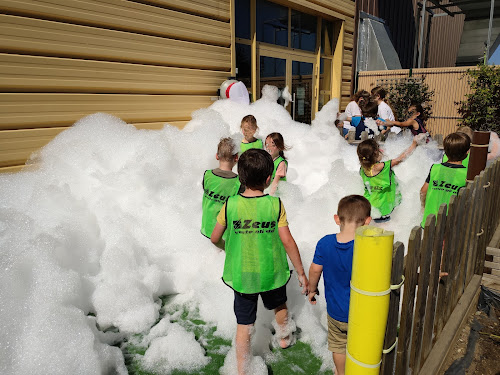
{"left": 265, "top": 132, "right": 288, "bottom": 195}
{"left": 309, "top": 195, "right": 372, "bottom": 375}
{"left": 240, "top": 115, "right": 263, "bottom": 153}
{"left": 357, "top": 138, "right": 419, "bottom": 222}
{"left": 201, "top": 137, "right": 241, "bottom": 243}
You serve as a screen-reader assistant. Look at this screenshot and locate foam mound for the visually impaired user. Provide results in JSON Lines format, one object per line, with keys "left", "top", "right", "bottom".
{"left": 0, "top": 86, "right": 443, "bottom": 374}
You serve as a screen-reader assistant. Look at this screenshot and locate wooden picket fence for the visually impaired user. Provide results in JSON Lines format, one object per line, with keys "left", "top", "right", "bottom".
{"left": 379, "top": 158, "right": 500, "bottom": 375}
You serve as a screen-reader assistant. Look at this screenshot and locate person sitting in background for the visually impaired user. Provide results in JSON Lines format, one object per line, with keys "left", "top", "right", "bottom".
{"left": 371, "top": 86, "right": 400, "bottom": 135}
{"left": 349, "top": 100, "right": 380, "bottom": 140}
{"left": 338, "top": 90, "right": 371, "bottom": 136}
{"left": 382, "top": 104, "right": 429, "bottom": 139}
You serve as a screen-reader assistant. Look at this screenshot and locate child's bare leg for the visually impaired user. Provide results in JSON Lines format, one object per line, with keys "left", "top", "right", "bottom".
{"left": 236, "top": 324, "right": 252, "bottom": 375}
{"left": 274, "top": 303, "right": 290, "bottom": 348}
{"left": 332, "top": 352, "right": 346, "bottom": 375}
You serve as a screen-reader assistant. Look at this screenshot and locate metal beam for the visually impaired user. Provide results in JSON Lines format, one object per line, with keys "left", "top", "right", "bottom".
{"left": 486, "top": 0, "right": 495, "bottom": 62}
{"left": 426, "top": 0, "right": 455, "bottom": 16}
{"left": 427, "top": 0, "right": 475, "bottom": 10}
{"left": 418, "top": 0, "right": 427, "bottom": 68}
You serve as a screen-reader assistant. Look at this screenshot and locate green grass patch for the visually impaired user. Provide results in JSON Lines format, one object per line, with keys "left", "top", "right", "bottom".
{"left": 119, "top": 295, "right": 329, "bottom": 374}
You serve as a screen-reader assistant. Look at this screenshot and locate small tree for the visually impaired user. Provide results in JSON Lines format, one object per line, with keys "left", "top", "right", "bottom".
{"left": 456, "top": 63, "right": 500, "bottom": 133}
{"left": 386, "top": 76, "right": 435, "bottom": 122}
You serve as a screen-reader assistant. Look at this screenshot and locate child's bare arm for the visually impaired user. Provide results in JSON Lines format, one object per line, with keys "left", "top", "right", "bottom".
{"left": 308, "top": 263, "right": 323, "bottom": 305}
{"left": 420, "top": 182, "right": 429, "bottom": 208}
{"left": 211, "top": 223, "right": 226, "bottom": 250}
{"left": 278, "top": 226, "right": 309, "bottom": 294}
{"left": 384, "top": 119, "right": 417, "bottom": 128}
{"left": 391, "top": 139, "right": 418, "bottom": 168}
{"left": 270, "top": 162, "right": 286, "bottom": 195}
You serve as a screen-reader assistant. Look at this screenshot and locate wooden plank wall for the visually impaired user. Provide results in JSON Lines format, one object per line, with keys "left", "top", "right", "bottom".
{"left": 0, "top": 0, "right": 232, "bottom": 172}
{"left": 358, "top": 67, "right": 473, "bottom": 137}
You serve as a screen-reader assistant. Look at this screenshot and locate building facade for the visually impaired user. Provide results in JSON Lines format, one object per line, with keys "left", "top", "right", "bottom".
{"left": 0, "top": 0, "right": 355, "bottom": 172}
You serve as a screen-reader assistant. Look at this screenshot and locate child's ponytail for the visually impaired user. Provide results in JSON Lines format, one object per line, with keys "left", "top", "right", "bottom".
{"left": 357, "top": 139, "right": 381, "bottom": 171}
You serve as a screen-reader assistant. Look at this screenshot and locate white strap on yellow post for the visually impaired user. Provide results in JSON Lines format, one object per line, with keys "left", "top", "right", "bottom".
{"left": 346, "top": 348, "right": 382, "bottom": 369}
{"left": 382, "top": 338, "right": 398, "bottom": 354}
{"left": 391, "top": 275, "right": 405, "bottom": 290}
{"left": 350, "top": 275, "right": 405, "bottom": 296}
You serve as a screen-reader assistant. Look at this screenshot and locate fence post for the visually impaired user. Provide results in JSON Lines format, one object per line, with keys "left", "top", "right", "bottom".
{"left": 380, "top": 241, "right": 405, "bottom": 375}
{"left": 466, "top": 131, "right": 491, "bottom": 182}
{"left": 409, "top": 214, "right": 436, "bottom": 373}
{"left": 395, "top": 226, "right": 422, "bottom": 374}
{"left": 453, "top": 183, "right": 473, "bottom": 305}
{"left": 477, "top": 162, "right": 499, "bottom": 274}
{"left": 434, "top": 195, "right": 458, "bottom": 339}
{"left": 420, "top": 204, "right": 447, "bottom": 365}
{"left": 466, "top": 172, "right": 486, "bottom": 285}
{"left": 446, "top": 188, "right": 468, "bottom": 317}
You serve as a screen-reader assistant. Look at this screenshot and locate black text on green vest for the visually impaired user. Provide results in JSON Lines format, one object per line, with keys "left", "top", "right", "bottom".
{"left": 240, "top": 139, "right": 263, "bottom": 153}
{"left": 272, "top": 156, "right": 288, "bottom": 182}
{"left": 223, "top": 195, "right": 290, "bottom": 293}
{"left": 421, "top": 163, "right": 467, "bottom": 227}
{"left": 201, "top": 170, "right": 240, "bottom": 238}
{"left": 359, "top": 160, "right": 401, "bottom": 217}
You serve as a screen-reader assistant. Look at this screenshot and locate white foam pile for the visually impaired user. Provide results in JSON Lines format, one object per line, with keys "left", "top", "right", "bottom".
{"left": 0, "top": 85, "right": 444, "bottom": 374}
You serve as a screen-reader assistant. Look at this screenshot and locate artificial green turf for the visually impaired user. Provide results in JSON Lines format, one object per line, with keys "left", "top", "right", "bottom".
{"left": 120, "top": 296, "right": 330, "bottom": 374}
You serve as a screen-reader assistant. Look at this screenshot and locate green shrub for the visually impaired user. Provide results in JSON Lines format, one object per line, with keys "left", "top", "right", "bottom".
{"left": 386, "top": 76, "right": 435, "bottom": 122}
{"left": 456, "top": 63, "right": 500, "bottom": 133}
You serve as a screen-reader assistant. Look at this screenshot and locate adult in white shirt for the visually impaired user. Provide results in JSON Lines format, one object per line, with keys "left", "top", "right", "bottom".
{"left": 371, "top": 86, "right": 401, "bottom": 134}
{"left": 341, "top": 90, "right": 370, "bottom": 136}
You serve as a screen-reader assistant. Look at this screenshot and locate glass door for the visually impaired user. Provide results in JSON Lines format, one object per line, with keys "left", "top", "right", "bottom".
{"left": 259, "top": 56, "right": 286, "bottom": 103}
{"left": 291, "top": 61, "right": 314, "bottom": 124}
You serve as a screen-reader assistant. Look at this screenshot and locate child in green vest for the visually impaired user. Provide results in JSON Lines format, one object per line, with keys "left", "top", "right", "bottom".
{"left": 357, "top": 138, "right": 418, "bottom": 222}
{"left": 240, "top": 115, "right": 264, "bottom": 153}
{"left": 420, "top": 132, "right": 470, "bottom": 227}
{"left": 265, "top": 132, "right": 288, "bottom": 196}
{"left": 201, "top": 138, "right": 241, "bottom": 245}
{"left": 211, "top": 149, "right": 308, "bottom": 375}
{"left": 442, "top": 126, "right": 472, "bottom": 168}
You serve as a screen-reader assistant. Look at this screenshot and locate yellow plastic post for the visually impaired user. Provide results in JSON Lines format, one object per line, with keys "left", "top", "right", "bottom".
{"left": 346, "top": 226, "right": 394, "bottom": 374}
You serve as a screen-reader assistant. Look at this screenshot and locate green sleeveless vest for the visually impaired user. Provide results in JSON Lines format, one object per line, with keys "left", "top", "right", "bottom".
{"left": 442, "top": 153, "right": 469, "bottom": 169}
{"left": 240, "top": 139, "right": 263, "bottom": 153}
{"left": 201, "top": 170, "right": 240, "bottom": 238}
{"left": 272, "top": 156, "right": 288, "bottom": 181}
{"left": 421, "top": 163, "right": 467, "bottom": 227}
{"left": 359, "top": 160, "right": 401, "bottom": 217}
{"left": 222, "top": 195, "right": 290, "bottom": 293}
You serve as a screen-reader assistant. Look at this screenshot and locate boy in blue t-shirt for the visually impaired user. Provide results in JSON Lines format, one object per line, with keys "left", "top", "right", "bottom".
{"left": 308, "top": 195, "right": 372, "bottom": 375}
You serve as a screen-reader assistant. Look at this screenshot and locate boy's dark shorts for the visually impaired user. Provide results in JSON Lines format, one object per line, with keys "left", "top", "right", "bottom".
{"left": 234, "top": 284, "right": 287, "bottom": 325}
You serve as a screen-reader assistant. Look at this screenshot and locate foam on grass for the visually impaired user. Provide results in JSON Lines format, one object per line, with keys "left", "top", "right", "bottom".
{"left": 0, "top": 87, "right": 443, "bottom": 374}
